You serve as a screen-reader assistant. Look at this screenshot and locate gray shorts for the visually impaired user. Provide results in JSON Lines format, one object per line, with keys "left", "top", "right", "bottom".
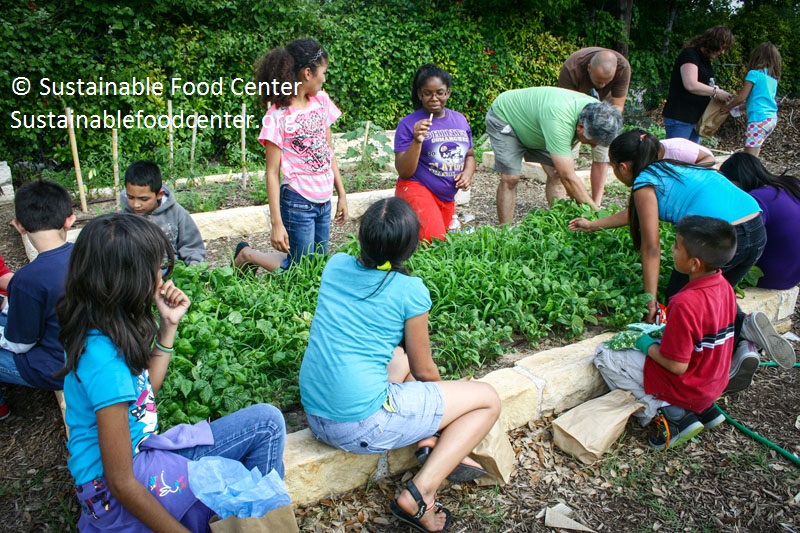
{"left": 485, "top": 107, "right": 554, "bottom": 174}
{"left": 572, "top": 142, "right": 610, "bottom": 164}
{"left": 593, "top": 342, "right": 667, "bottom": 425}
{"left": 306, "top": 381, "right": 445, "bottom": 454}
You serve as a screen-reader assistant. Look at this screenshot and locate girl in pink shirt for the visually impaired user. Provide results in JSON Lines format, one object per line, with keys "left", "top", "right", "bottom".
{"left": 234, "top": 38, "right": 348, "bottom": 272}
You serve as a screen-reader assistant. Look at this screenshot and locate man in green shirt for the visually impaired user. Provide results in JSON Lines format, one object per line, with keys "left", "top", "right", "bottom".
{"left": 485, "top": 87, "right": 622, "bottom": 224}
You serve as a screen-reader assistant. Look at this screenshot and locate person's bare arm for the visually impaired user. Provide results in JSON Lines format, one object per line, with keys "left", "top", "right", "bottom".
{"left": 633, "top": 186, "right": 661, "bottom": 322}
{"left": 395, "top": 117, "right": 432, "bottom": 178}
{"left": 265, "top": 142, "right": 289, "bottom": 253}
{"left": 568, "top": 208, "right": 629, "bottom": 232}
{"left": 327, "top": 127, "right": 348, "bottom": 224}
{"left": 722, "top": 81, "right": 754, "bottom": 113}
{"left": 680, "top": 63, "right": 731, "bottom": 101}
{"left": 98, "top": 404, "right": 189, "bottom": 532}
{"left": 644, "top": 344, "right": 689, "bottom": 375}
{"left": 0, "top": 272, "right": 12, "bottom": 293}
{"left": 551, "top": 153, "right": 597, "bottom": 207}
{"left": 610, "top": 95, "right": 626, "bottom": 114}
{"left": 454, "top": 148, "right": 476, "bottom": 190}
{"left": 404, "top": 313, "right": 441, "bottom": 382}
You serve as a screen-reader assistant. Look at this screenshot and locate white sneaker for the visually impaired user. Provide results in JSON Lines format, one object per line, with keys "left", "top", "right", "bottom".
{"left": 741, "top": 312, "right": 796, "bottom": 369}
{"left": 725, "top": 340, "right": 760, "bottom": 393}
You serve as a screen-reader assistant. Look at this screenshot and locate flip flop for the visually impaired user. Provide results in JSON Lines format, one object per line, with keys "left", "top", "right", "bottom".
{"left": 232, "top": 241, "right": 258, "bottom": 275}
{"left": 414, "top": 446, "right": 488, "bottom": 483}
{"left": 390, "top": 480, "right": 451, "bottom": 532}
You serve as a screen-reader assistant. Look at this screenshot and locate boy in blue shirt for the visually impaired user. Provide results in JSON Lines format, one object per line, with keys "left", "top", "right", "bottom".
{"left": 0, "top": 180, "right": 74, "bottom": 419}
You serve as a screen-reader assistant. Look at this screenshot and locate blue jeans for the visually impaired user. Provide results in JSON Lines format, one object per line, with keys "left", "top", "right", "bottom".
{"left": 279, "top": 186, "right": 331, "bottom": 269}
{"left": 0, "top": 314, "right": 32, "bottom": 405}
{"left": 664, "top": 117, "right": 701, "bottom": 144}
{"left": 173, "top": 403, "right": 286, "bottom": 477}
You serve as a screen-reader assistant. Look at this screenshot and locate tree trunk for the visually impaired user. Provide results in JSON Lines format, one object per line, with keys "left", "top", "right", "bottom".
{"left": 616, "top": 0, "right": 634, "bottom": 56}
{"left": 661, "top": 1, "right": 679, "bottom": 55}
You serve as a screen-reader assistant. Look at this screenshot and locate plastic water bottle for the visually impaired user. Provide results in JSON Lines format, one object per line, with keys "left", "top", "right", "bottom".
{"left": 448, "top": 214, "right": 461, "bottom": 233}
{"left": 461, "top": 214, "right": 476, "bottom": 234}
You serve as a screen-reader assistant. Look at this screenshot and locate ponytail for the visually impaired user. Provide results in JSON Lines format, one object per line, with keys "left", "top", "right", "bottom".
{"left": 609, "top": 129, "right": 660, "bottom": 179}
{"left": 610, "top": 129, "right": 660, "bottom": 251}
{"left": 255, "top": 38, "right": 328, "bottom": 108}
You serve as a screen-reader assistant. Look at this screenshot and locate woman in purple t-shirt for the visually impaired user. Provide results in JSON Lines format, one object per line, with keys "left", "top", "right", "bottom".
{"left": 394, "top": 64, "right": 476, "bottom": 241}
{"left": 719, "top": 152, "right": 800, "bottom": 289}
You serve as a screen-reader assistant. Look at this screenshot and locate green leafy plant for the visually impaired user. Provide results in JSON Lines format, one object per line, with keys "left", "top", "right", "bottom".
{"left": 340, "top": 122, "right": 393, "bottom": 174}
{"left": 158, "top": 201, "right": 676, "bottom": 428}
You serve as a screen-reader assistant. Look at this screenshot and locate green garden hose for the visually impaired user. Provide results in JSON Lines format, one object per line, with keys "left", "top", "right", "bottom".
{"left": 714, "top": 361, "right": 800, "bottom": 468}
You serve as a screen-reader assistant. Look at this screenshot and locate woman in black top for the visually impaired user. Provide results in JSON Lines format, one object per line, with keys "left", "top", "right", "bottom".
{"left": 663, "top": 26, "right": 734, "bottom": 142}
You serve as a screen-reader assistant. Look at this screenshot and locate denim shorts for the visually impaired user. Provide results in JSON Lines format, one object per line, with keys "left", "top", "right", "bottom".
{"left": 306, "top": 381, "right": 445, "bottom": 454}
{"left": 279, "top": 185, "right": 331, "bottom": 269}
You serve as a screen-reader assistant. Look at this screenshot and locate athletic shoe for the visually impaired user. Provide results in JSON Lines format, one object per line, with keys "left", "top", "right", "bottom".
{"left": 725, "top": 340, "right": 760, "bottom": 394}
{"left": 648, "top": 405, "right": 704, "bottom": 450}
{"left": 695, "top": 404, "right": 725, "bottom": 429}
{"left": 741, "top": 312, "right": 796, "bottom": 369}
{"left": 0, "top": 402, "right": 10, "bottom": 421}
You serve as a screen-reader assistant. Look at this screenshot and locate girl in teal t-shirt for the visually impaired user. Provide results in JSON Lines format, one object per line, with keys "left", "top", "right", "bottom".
{"left": 724, "top": 42, "right": 781, "bottom": 156}
{"left": 569, "top": 129, "right": 764, "bottom": 322}
{"left": 300, "top": 197, "right": 500, "bottom": 533}
{"left": 60, "top": 214, "right": 286, "bottom": 532}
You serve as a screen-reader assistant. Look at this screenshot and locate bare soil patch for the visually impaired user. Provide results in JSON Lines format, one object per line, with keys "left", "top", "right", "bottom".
{"left": 1, "top": 103, "right": 799, "bottom": 532}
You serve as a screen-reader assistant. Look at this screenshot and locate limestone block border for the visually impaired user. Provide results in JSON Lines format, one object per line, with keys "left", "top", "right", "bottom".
{"left": 284, "top": 285, "right": 796, "bottom": 504}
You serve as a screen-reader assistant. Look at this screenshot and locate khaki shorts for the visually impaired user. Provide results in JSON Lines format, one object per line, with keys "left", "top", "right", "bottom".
{"left": 485, "top": 107, "right": 554, "bottom": 174}
{"left": 572, "top": 142, "right": 610, "bottom": 164}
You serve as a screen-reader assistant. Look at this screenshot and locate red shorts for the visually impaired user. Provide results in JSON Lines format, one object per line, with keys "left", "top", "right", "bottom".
{"left": 394, "top": 179, "right": 455, "bottom": 242}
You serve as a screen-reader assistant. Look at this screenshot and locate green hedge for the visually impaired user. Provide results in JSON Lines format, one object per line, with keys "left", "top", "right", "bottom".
{"left": 2, "top": 0, "right": 572, "bottom": 192}
{"left": 6, "top": 0, "right": 798, "bottom": 193}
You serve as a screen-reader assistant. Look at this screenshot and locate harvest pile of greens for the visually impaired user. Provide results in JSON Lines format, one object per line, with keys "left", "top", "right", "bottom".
{"left": 159, "top": 202, "right": 676, "bottom": 427}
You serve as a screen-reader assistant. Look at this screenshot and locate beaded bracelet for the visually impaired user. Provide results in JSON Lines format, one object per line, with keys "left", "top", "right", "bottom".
{"left": 155, "top": 342, "right": 174, "bottom": 354}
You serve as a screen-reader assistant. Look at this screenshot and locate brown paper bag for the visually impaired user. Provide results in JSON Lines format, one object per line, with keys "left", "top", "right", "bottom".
{"left": 696, "top": 98, "right": 729, "bottom": 137}
{"left": 209, "top": 505, "right": 299, "bottom": 533}
{"left": 470, "top": 419, "right": 515, "bottom": 486}
{"left": 552, "top": 390, "right": 644, "bottom": 464}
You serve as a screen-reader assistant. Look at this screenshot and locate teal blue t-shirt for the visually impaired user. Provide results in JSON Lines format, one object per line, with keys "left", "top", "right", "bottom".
{"left": 65, "top": 332, "right": 158, "bottom": 485}
{"left": 633, "top": 163, "right": 761, "bottom": 224}
{"left": 300, "top": 253, "right": 431, "bottom": 421}
{"left": 745, "top": 69, "right": 778, "bottom": 123}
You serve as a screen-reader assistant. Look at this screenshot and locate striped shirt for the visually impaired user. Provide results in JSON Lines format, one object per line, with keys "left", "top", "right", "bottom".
{"left": 259, "top": 91, "right": 341, "bottom": 203}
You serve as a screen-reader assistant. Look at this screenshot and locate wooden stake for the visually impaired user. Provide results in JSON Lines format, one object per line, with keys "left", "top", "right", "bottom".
{"left": 65, "top": 107, "right": 88, "bottom": 212}
{"left": 167, "top": 99, "right": 174, "bottom": 180}
{"left": 111, "top": 128, "right": 120, "bottom": 205}
{"left": 240, "top": 103, "right": 247, "bottom": 185}
{"left": 361, "top": 120, "right": 371, "bottom": 163}
{"left": 190, "top": 112, "right": 198, "bottom": 165}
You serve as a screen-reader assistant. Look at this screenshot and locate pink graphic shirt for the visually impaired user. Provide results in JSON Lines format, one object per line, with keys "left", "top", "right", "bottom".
{"left": 259, "top": 91, "right": 341, "bottom": 203}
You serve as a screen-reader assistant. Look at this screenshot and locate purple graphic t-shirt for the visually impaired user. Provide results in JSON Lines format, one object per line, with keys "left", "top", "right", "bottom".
{"left": 395, "top": 108, "right": 473, "bottom": 203}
